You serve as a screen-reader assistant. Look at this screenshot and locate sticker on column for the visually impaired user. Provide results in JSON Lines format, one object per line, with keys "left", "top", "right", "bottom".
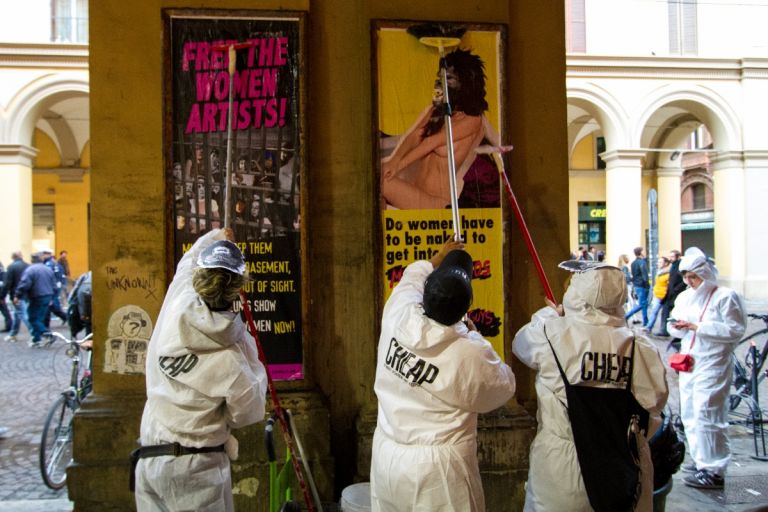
{"left": 104, "top": 305, "right": 153, "bottom": 374}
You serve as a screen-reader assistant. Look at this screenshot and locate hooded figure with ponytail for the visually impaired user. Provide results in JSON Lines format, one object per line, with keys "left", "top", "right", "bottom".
{"left": 668, "top": 247, "right": 747, "bottom": 489}
{"left": 513, "top": 263, "right": 668, "bottom": 511}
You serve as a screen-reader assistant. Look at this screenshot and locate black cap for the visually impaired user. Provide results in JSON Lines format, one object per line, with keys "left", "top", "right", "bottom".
{"left": 423, "top": 250, "right": 473, "bottom": 325}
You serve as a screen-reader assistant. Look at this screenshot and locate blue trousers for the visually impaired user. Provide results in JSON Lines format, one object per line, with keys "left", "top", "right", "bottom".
{"left": 644, "top": 297, "right": 664, "bottom": 330}
{"left": 625, "top": 286, "right": 649, "bottom": 325}
{"left": 10, "top": 299, "right": 32, "bottom": 336}
{"left": 27, "top": 294, "right": 52, "bottom": 342}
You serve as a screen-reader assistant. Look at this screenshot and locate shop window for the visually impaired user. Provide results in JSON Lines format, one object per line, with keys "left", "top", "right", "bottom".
{"left": 578, "top": 221, "right": 605, "bottom": 245}
{"left": 51, "top": 0, "right": 88, "bottom": 43}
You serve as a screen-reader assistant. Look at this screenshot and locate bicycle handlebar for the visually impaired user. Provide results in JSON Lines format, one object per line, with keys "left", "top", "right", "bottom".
{"left": 45, "top": 331, "right": 94, "bottom": 346}
{"left": 748, "top": 313, "right": 768, "bottom": 324}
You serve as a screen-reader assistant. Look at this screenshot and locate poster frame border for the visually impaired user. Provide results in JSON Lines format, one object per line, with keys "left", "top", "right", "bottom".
{"left": 161, "top": 8, "right": 311, "bottom": 388}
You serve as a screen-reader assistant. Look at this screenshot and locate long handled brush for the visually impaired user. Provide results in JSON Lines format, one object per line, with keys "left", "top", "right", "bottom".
{"left": 213, "top": 41, "right": 318, "bottom": 512}
{"left": 407, "top": 23, "right": 466, "bottom": 240}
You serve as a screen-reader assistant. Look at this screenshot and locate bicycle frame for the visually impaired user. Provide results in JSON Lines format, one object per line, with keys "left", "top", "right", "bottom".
{"left": 39, "top": 331, "right": 94, "bottom": 489}
{"left": 729, "top": 314, "right": 768, "bottom": 460}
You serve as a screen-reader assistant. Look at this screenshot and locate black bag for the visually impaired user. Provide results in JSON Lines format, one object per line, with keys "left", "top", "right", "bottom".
{"left": 545, "top": 328, "right": 649, "bottom": 512}
{"left": 67, "top": 302, "right": 84, "bottom": 338}
{"left": 649, "top": 413, "right": 685, "bottom": 490}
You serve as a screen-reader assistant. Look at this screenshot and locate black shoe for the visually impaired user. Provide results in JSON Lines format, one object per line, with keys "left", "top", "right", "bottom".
{"left": 632, "top": 320, "right": 642, "bottom": 325}
{"left": 683, "top": 469, "right": 724, "bottom": 489}
{"left": 681, "top": 463, "right": 697, "bottom": 473}
{"left": 653, "top": 331, "right": 670, "bottom": 337}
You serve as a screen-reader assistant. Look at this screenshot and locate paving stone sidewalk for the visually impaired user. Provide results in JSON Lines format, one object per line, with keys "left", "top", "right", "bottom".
{"left": 0, "top": 323, "right": 74, "bottom": 509}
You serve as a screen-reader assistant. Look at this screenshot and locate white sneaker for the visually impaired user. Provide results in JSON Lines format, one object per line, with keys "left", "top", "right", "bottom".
{"left": 4, "top": 335, "right": 16, "bottom": 343}
{"left": 0, "top": 427, "right": 8, "bottom": 438}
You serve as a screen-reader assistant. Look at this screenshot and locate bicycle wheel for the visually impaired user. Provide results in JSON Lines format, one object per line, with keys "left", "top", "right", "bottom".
{"left": 39, "top": 394, "right": 76, "bottom": 490}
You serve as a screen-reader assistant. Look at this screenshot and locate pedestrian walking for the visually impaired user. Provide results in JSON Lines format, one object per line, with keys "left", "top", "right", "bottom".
{"left": 643, "top": 256, "right": 670, "bottom": 332}
{"left": 657, "top": 250, "right": 684, "bottom": 338}
{"left": 625, "top": 247, "right": 650, "bottom": 326}
{"left": 41, "top": 250, "right": 67, "bottom": 326}
{"left": 14, "top": 253, "right": 57, "bottom": 347}
{"left": 0, "top": 260, "right": 12, "bottom": 332}
{"left": 3, "top": 251, "right": 31, "bottom": 342}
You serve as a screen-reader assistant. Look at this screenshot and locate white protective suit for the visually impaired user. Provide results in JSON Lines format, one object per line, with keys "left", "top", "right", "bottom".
{"left": 370, "top": 260, "right": 516, "bottom": 512}
{"left": 135, "top": 229, "right": 268, "bottom": 512}
{"left": 668, "top": 248, "right": 746, "bottom": 476}
{"left": 513, "top": 266, "right": 668, "bottom": 512}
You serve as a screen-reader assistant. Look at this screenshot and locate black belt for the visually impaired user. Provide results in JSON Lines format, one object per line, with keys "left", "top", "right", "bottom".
{"left": 129, "top": 442, "right": 225, "bottom": 492}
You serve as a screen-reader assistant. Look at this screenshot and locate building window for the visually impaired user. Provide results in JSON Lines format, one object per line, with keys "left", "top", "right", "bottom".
{"left": 51, "top": 0, "right": 88, "bottom": 43}
{"left": 566, "top": 0, "right": 586, "bottom": 53}
{"left": 33, "top": 204, "right": 56, "bottom": 251}
{"left": 691, "top": 183, "right": 706, "bottom": 210}
{"left": 668, "top": 0, "right": 697, "bottom": 55}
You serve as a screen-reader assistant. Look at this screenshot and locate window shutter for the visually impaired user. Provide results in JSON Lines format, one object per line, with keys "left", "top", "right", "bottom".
{"left": 668, "top": 0, "right": 680, "bottom": 54}
{"left": 682, "top": 0, "right": 698, "bottom": 55}
{"left": 569, "top": 0, "right": 586, "bottom": 53}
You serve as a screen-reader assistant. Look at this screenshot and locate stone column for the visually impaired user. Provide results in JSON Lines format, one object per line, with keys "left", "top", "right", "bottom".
{"left": 0, "top": 144, "right": 37, "bottom": 260}
{"left": 602, "top": 150, "right": 645, "bottom": 264}
{"left": 743, "top": 150, "right": 768, "bottom": 300}
{"left": 711, "top": 151, "right": 746, "bottom": 294}
{"left": 656, "top": 166, "right": 683, "bottom": 254}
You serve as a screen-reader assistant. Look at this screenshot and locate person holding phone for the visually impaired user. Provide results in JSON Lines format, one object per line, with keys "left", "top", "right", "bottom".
{"left": 668, "top": 247, "right": 746, "bottom": 489}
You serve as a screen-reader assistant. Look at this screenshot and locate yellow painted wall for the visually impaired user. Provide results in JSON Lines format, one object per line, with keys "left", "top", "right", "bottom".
{"left": 30, "top": 128, "right": 91, "bottom": 280}
{"left": 80, "top": 140, "right": 90, "bottom": 168}
{"left": 33, "top": 129, "right": 61, "bottom": 168}
{"left": 32, "top": 172, "right": 91, "bottom": 279}
{"left": 571, "top": 133, "right": 594, "bottom": 170}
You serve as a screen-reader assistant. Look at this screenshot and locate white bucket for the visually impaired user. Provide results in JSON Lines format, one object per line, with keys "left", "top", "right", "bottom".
{"left": 340, "top": 482, "right": 371, "bottom": 512}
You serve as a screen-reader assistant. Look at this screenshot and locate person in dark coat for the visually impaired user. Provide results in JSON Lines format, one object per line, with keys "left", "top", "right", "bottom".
{"left": 15, "top": 253, "right": 57, "bottom": 347}
{"left": 624, "top": 247, "right": 650, "bottom": 326}
{"left": 3, "top": 252, "right": 31, "bottom": 342}
{"left": 657, "top": 250, "right": 685, "bottom": 338}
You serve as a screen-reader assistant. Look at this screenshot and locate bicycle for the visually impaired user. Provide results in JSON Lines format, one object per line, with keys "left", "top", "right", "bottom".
{"left": 729, "top": 313, "right": 768, "bottom": 412}
{"left": 39, "top": 331, "right": 94, "bottom": 490}
{"left": 728, "top": 313, "right": 768, "bottom": 460}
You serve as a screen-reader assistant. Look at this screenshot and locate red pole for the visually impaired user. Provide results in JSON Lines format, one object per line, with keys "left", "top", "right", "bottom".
{"left": 240, "top": 290, "right": 316, "bottom": 512}
{"left": 498, "top": 171, "right": 556, "bottom": 304}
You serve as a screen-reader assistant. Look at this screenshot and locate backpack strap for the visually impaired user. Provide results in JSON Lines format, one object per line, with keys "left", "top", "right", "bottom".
{"left": 625, "top": 336, "right": 636, "bottom": 392}
{"left": 544, "top": 324, "right": 570, "bottom": 386}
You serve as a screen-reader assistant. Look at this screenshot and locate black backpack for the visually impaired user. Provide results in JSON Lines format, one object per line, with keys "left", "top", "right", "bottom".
{"left": 545, "top": 328, "right": 648, "bottom": 512}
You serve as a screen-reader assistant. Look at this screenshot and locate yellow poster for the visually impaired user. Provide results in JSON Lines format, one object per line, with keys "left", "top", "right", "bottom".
{"left": 376, "top": 22, "right": 506, "bottom": 356}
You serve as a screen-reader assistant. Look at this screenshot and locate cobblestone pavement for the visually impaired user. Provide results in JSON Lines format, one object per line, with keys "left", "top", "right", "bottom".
{"left": 0, "top": 322, "right": 75, "bottom": 508}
